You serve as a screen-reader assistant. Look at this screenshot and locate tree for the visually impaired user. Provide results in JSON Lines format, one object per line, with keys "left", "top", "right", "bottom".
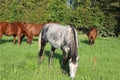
{"left": 0, "top": 0, "right": 119, "bottom": 37}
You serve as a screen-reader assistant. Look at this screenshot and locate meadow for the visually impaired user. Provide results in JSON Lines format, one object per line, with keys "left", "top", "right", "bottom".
{"left": 0, "top": 34, "right": 120, "bottom": 80}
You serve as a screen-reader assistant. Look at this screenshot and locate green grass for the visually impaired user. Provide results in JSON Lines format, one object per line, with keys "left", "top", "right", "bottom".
{"left": 0, "top": 34, "right": 120, "bottom": 80}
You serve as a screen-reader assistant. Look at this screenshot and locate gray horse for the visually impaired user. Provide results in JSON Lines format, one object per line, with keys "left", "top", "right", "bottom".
{"left": 38, "top": 23, "right": 79, "bottom": 79}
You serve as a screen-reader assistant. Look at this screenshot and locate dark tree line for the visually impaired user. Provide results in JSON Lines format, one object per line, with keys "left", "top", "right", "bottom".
{"left": 0, "top": 0, "right": 120, "bottom": 37}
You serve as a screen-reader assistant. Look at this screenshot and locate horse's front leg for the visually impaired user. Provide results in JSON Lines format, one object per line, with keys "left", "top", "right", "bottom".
{"left": 62, "top": 49, "right": 67, "bottom": 73}
{"left": 88, "top": 37, "right": 93, "bottom": 45}
{"left": 92, "top": 39, "right": 95, "bottom": 44}
{"left": 49, "top": 46, "right": 55, "bottom": 67}
{"left": 13, "top": 36, "right": 16, "bottom": 44}
{"left": 18, "top": 35, "right": 21, "bottom": 45}
{"left": 20, "top": 34, "right": 25, "bottom": 42}
{"left": 38, "top": 39, "right": 47, "bottom": 64}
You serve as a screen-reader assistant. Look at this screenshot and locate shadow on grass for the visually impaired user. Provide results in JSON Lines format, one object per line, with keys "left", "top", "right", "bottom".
{"left": 45, "top": 50, "right": 69, "bottom": 76}
{"left": 0, "top": 38, "right": 29, "bottom": 44}
{"left": 33, "top": 38, "right": 38, "bottom": 41}
{"left": 0, "top": 38, "right": 38, "bottom": 45}
{"left": 0, "top": 39, "right": 13, "bottom": 44}
{"left": 21, "top": 38, "right": 38, "bottom": 42}
{"left": 80, "top": 39, "right": 89, "bottom": 45}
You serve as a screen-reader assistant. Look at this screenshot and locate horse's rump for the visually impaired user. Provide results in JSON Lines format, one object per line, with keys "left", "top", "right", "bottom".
{"left": 0, "top": 22, "right": 8, "bottom": 35}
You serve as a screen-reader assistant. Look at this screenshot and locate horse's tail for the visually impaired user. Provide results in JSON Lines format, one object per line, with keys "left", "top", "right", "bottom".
{"left": 73, "top": 27, "right": 78, "bottom": 53}
{"left": 38, "top": 31, "right": 42, "bottom": 50}
{"left": 71, "top": 26, "right": 78, "bottom": 62}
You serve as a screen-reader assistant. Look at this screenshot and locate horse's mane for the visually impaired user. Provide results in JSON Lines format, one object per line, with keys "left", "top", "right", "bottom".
{"left": 15, "top": 22, "right": 32, "bottom": 38}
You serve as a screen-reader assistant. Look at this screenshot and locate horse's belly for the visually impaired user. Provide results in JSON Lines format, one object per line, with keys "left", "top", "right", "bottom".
{"left": 5, "top": 26, "right": 17, "bottom": 36}
{"left": 5, "top": 31, "right": 15, "bottom": 36}
{"left": 49, "top": 39, "right": 62, "bottom": 49}
{"left": 47, "top": 33, "right": 64, "bottom": 49}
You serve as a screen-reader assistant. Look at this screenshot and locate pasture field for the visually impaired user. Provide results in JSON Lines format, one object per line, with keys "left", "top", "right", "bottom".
{"left": 0, "top": 34, "right": 120, "bottom": 80}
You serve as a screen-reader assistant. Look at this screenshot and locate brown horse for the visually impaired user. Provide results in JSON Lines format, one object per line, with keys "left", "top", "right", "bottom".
{"left": 0, "top": 21, "right": 33, "bottom": 45}
{"left": 87, "top": 27, "right": 97, "bottom": 45}
{"left": 21, "top": 22, "right": 45, "bottom": 42}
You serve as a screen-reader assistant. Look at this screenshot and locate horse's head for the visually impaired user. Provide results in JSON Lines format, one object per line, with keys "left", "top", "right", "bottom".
{"left": 27, "top": 35, "right": 33, "bottom": 44}
{"left": 69, "top": 56, "right": 79, "bottom": 79}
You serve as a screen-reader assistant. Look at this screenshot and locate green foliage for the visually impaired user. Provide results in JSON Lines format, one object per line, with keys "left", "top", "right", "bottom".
{"left": 97, "top": 0, "right": 120, "bottom": 37}
{"left": 0, "top": 0, "right": 119, "bottom": 37}
{"left": 44, "top": 0, "right": 73, "bottom": 24}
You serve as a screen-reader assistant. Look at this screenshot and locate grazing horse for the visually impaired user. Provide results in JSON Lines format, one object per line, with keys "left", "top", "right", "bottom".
{"left": 38, "top": 23, "right": 79, "bottom": 79}
{"left": 87, "top": 27, "right": 97, "bottom": 45}
{"left": 21, "top": 22, "right": 45, "bottom": 42}
{"left": 76, "top": 27, "right": 97, "bottom": 45}
{"left": 0, "top": 22, "right": 33, "bottom": 45}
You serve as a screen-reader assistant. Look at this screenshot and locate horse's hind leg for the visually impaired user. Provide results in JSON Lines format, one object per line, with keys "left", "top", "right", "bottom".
{"left": 0, "top": 34, "right": 2, "bottom": 44}
{"left": 49, "top": 46, "right": 55, "bottom": 67}
{"left": 38, "top": 39, "right": 47, "bottom": 64}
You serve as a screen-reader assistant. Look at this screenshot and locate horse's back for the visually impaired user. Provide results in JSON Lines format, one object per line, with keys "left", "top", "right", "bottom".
{"left": 44, "top": 23, "right": 71, "bottom": 31}
{"left": 0, "top": 22, "right": 8, "bottom": 26}
{"left": 42, "top": 23, "right": 72, "bottom": 37}
{"left": 24, "top": 23, "right": 44, "bottom": 36}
